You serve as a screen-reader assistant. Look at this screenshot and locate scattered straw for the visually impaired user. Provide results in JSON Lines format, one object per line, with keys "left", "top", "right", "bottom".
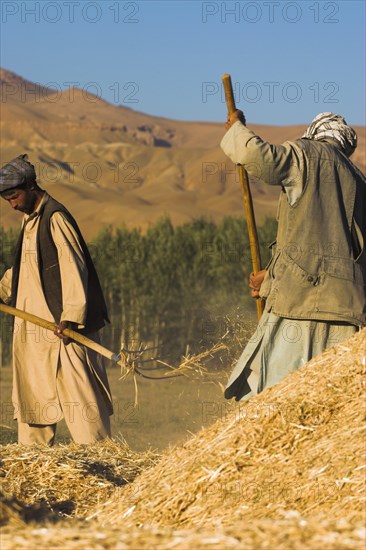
{"left": 96, "top": 330, "right": 365, "bottom": 535}
{"left": 155, "top": 342, "right": 229, "bottom": 378}
{"left": 0, "top": 438, "right": 159, "bottom": 521}
{"left": 1, "top": 518, "right": 365, "bottom": 549}
{"left": 1, "top": 329, "right": 365, "bottom": 549}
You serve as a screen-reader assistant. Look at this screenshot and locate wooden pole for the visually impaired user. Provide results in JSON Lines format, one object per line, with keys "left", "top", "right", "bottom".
{"left": 0, "top": 303, "right": 124, "bottom": 366}
{"left": 0, "top": 303, "right": 119, "bottom": 402}
{"left": 222, "top": 74, "right": 264, "bottom": 319}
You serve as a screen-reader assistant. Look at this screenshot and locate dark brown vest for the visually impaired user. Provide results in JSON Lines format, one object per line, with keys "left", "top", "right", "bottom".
{"left": 11, "top": 195, "right": 109, "bottom": 334}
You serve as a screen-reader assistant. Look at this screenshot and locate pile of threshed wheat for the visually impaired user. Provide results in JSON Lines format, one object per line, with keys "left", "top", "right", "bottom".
{"left": 1, "top": 329, "right": 365, "bottom": 549}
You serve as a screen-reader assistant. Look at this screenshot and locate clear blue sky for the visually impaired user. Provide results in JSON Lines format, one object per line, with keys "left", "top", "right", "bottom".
{"left": 1, "top": 0, "right": 365, "bottom": 125}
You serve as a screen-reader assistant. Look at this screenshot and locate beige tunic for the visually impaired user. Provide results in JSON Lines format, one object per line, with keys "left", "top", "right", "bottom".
{"left": 0, "top": 194, "right": 112, "bottom": 424}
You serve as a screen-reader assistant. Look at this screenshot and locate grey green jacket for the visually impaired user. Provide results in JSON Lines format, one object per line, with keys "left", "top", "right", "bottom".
{"left": 221, "top": 122, "right": 366, "bottom": 326}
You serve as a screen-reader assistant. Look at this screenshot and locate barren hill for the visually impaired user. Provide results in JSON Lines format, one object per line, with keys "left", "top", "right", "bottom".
{"left": 1, "top": 68, "right": 365, "bottom": 240}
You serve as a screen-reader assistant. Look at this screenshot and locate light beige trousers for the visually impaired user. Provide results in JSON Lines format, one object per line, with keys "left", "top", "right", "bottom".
{"left": 18, "top": 340, "right": 112, "bottom": 446}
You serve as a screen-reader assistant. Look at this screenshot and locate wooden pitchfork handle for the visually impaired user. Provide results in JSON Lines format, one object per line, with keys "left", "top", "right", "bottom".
{"left": 0, "top": 303, "right": 182, "bottom": 382}
{"left": 0, "top": 302, "right": 119, "bottom": 403}
{"left": 222, "top": 74, "right": 264, "bottom": 319}
{"left": 0, "top": 302, "right": 126, "bottom": 366}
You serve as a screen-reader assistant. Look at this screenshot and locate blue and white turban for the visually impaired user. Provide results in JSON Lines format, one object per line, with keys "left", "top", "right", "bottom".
{"left": 302, "top": 112, "right": 357, "bottom": 157}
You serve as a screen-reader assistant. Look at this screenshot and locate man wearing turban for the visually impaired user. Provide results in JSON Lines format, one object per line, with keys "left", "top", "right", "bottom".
{"left": 0, "top": 154, "right": 113, "bottom": 444}
{"left": 220, "top": 112, "right": 366, "bottom": 401}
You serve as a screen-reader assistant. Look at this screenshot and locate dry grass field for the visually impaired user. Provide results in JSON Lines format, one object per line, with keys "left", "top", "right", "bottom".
{"left": 0, "top": 362, "right": 231, "bottom": 451}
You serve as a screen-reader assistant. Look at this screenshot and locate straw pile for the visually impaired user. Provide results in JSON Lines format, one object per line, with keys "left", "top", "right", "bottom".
{"left": 0, "top": 438, "right": 159, "bottom": 521}
{"left": 1, "top": 517, "right": 364, "bottom": 549}
{"left": 94, "top": 328, "right": 366, "bottom": 542}
{"left": 1, "top": 329, "right": 365, "bottom": 549}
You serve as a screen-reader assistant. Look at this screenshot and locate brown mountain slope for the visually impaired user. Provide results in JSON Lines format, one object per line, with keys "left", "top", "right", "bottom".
{"left": 1, "top": 69, "right": 365, "bottom": 240}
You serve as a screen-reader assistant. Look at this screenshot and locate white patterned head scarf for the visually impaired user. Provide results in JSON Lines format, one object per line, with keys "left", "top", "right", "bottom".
{"left": 302, "top": 112, "right": 357, "bottom": 157}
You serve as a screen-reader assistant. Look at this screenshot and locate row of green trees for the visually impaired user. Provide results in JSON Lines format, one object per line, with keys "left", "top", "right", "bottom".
{"left": 0, "top": 217, "right": 277, "bottom": 366}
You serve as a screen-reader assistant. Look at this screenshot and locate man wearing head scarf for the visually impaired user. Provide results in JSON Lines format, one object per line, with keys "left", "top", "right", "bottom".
{"left": 0, "top": 154, "right": 113, "bottom": 444}
{"left": 220, "top": 112, "right": 366, "bottom": 401}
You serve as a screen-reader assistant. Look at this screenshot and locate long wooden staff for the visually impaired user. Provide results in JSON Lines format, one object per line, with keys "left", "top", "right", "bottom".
{"left": 0, "top": 303, "right": 122, "bottom": 364}
{"left": 0, "top": 303, "right": 179, "bottom": 382}
{"left": 0, "top": 302, "right": 117, "bottom": 403}
{"left": 222, "top": 73, "right": 264, "bottom": 319}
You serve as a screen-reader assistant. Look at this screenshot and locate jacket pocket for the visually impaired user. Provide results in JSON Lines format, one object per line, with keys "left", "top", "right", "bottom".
{"left": 324, "top": 257, "right": 354, "bottom": 281}
{"left": 285, "top": 256, "right": 320, "bottom": 287}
